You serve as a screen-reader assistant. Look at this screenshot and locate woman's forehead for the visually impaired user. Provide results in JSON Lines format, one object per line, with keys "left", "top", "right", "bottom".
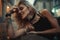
{"left": 19, "top": 4, "right": 30, "bottom": 10}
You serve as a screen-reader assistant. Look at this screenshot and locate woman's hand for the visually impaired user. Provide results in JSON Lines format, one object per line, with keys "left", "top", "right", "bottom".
{"left": 26, "top": 25, "right": 35, "bottom": 31}
{"left": 28, "top": 31, "right": 42, "bottom": 34}
{"left": 25, "top": 23, "right": 35, "bottom": 31}
{"left": 28, "top": 31, "right": 37, "bottom": 34}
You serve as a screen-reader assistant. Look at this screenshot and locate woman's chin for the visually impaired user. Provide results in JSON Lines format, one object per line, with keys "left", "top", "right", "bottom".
{"left": 22, "top": 17, "right": 28, "bottom": 20}
{"left": 22, "top": 17, "right": 25, "bottom": 20}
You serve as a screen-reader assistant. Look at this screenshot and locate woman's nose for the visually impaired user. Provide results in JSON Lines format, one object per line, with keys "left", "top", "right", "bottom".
{"left": 18, "top": 10, "right": 21, "bottom": 13}
{"left": 18, "top": 10, "right": 24, "bottom": 15}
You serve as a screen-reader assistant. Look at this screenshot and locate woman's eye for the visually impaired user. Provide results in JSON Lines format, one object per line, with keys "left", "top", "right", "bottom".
{"left": 19, "top": 7, "right": 24, "bottom": 10}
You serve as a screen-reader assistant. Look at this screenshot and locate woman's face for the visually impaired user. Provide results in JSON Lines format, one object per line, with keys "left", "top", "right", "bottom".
{"left": 18, "top": 4, "right": 30, "bottom": 19}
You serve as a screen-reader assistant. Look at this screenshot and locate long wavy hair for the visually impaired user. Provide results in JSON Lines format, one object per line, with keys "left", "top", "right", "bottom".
{"left": 14, "top": 0, "right": 38, "bottom": 28}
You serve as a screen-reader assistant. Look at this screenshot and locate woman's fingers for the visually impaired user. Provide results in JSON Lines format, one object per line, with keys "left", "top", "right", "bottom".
{"left": 28, "top": 31, "right": 37, "bottom": 34}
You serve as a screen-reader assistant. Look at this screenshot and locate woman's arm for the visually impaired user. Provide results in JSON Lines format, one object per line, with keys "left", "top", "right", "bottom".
{"left": 40, "top": 9, "right": 59, "bottom": 28}
{"left": 8, "top": 22, "right": 34, "bottom": 38}
{"left": 8, "top": 24, "right": 28, "bottom": 38}
{"left": 39, "top": 9, "right": 60, "bottom": 34}
{"left": 29, "top": 9, "right": 60, "bottom": 34}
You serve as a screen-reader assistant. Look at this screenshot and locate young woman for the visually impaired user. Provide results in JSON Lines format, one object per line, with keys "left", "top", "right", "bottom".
{"left": 7, "top": 0, "right": 60, "bottom": 40}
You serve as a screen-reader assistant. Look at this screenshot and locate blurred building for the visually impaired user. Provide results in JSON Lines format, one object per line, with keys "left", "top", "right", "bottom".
{"left": 34, "top": 0, "right": 60, "bottom": 17}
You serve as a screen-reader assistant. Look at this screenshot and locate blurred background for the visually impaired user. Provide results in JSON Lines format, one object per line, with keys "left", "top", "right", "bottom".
{"left": 0, "top": 0, "right": 60, "bottom": 40}
{"left": 0, "top": 0, "right": 60, "bottom": 19}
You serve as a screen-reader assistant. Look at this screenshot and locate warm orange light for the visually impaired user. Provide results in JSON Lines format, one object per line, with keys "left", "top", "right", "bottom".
{"left": 6, "top": 6, "right": 10, "bottom": 13}
{"left": 7, "top": 6, "right": 9, "bottom": 9}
